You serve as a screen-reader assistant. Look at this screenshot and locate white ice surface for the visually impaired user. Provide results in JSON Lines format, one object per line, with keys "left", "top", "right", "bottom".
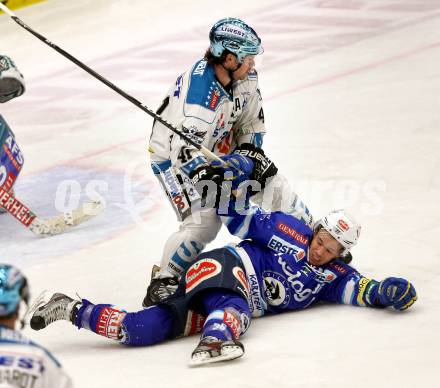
{"left": 1, "top": 0, "right": 439, "bottom": 387}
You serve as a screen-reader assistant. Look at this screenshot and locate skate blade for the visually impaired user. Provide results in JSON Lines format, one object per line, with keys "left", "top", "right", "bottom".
{"left": 189, "top": 345, "right": 244, "bottom": 366}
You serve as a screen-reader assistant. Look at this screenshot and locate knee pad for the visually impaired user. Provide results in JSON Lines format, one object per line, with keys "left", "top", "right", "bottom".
{"left": 162, "top": 247, "right": 249, "bottom": 339}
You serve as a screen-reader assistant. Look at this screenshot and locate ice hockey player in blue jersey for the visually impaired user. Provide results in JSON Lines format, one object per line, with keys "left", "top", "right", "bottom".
{"left": 29, "top": 155, "right": 417, "bottom": 366}
{"left": 0, "top": 264, "right": 73, "bottom": 387}
{"left": 0, "top": 55, "right": 26, "bottom": 209}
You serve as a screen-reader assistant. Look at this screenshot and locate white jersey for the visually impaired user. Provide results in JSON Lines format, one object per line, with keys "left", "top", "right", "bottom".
{"left": 0, "top": 326, "right": 72, "bottom": 388}
{"left": 149, "top": 58, "right": 266, "bottom": 177}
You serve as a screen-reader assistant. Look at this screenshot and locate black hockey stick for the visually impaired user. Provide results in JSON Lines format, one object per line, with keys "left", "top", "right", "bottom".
{"left": 0, "top": 3, "right": 227, "bottom": 165}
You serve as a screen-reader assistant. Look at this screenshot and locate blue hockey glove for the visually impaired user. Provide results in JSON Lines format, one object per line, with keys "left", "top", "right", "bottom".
{"left": 376, "top": 277, "right": 417, "bottom": 311}
{"left": 211, "top": 154, "right": 254, "bottom": 190}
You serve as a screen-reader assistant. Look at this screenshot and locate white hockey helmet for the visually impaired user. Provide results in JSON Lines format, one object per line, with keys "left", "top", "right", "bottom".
{"left": 314, "top": 210, "right": 361, "bottom": 256}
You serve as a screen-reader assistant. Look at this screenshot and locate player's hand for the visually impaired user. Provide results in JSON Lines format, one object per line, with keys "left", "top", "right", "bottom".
{"left": 189, "top": 164, "right": 223, "bottom": 191}
{"left": 377, "top": 277, "right": 417, "bottom": 310}
{"left": 211, "top": 154, "right": 254, "bottom": 190}
{"left": 233, "top": 143, "right": 278, "bottom": 187}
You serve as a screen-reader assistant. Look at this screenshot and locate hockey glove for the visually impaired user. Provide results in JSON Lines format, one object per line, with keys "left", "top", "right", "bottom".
{"left": 211, "top": 154, "right": 254, "bottom": 190}
{"left": 189, "top": 164, "right": 223, "bottom": 187}
{"left": 233, "top": 143, "right": 278, "bottom": 188}
{"left": 0, "top": 55, "right": 25, "bottom": 103}
{"left": 188, "top": 164, "right": 224, "bottom": 206}
{"left": 376, "top": 277, "right": 417, "bottom": 310}
{"left": 143, "top": 276, "right": 179, "bottom": 307}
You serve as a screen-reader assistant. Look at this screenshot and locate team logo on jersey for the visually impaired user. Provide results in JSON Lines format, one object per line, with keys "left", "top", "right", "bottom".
{"left": 277, "top": 257, "right": 336, "bottom": 304}
{"left": 329, "top": 261, "right": 347, "bottom": 274}
{"left": 182, "top": 126, "right": 206, "bottom": 145}
{"left": 320, "top": 269, "right": 336, "bottom": 283}
{"left": 304, "top": 263, "right": 336, "bottom": 284}
{"left": 233, "top": 266, "right": 250, "bottom": 299}
{"left": 209, "top": 88, "right": 221, "bottom": 109}
{"left": 268, "top": 235, "right": 306, "bottom": 262}
{"left": 276, "top": 223, "right": 309, "bottom": 245}
{"left": 186, "top": 258, "right": 222, "bottom": 293}
{"left": 301, "top": 263, "right": 337, "bottom": 284}
{"left": 262, "top": 271, "right": 291, "bottom": 307}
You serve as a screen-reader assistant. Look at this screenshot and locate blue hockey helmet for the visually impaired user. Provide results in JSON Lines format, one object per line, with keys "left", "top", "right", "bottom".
{"left": 0, "top": 264, "right": 29, "bottom": 317}
{"left": 209, "top": 18, "right": 263, "bottom": 63}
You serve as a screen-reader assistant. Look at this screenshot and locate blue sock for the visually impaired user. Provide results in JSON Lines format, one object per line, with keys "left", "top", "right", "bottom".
{"left": 75, "top": 299, "right": 125, "bottom": 341}
{"left": 202, "top": 310, "right": 234, "bottom": 341}
{"left": 199, "top": 289, "right": 252, "bottom": 341}
{"left": 75, "top": 299, "right": 174, "bottom": 346}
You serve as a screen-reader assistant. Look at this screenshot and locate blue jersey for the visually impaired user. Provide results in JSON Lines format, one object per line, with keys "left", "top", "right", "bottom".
{"left": 0, "top": 115, "right": 24, "bottom": 191}
{"left": 221, "top": 208, "right": 379, "bottom": 317}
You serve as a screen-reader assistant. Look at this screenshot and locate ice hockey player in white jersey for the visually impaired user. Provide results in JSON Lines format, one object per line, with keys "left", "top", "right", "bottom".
{"left": 0, "top": 264, "right": 73, "bottom": 388}
{"left": 0, "top": 55, "right": 26, "bottom": 213}
{"left": 145, "top": 17, "right": 282, "bottom": 305}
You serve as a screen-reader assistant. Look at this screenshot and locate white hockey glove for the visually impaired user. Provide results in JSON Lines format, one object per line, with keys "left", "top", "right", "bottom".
{"left": 0, "top": 55, "right": 26, "bottom": 103}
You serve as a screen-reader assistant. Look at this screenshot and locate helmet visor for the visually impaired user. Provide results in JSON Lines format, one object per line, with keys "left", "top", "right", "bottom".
{"left": 241, "top": 53, "right": 264, "bottom": 69}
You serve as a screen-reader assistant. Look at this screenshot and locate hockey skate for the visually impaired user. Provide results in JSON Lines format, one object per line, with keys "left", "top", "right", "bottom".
{"left": 30, "top": 292, "right": 80, "bottom": 330}
{"left": 142, "top": 265, "right": 179, "bottom": 307}
{"left": 190, "top": 336, "right": 245, "bottom": 366}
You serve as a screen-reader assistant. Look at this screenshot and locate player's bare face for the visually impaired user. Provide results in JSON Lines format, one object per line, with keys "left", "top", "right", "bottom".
{"left": 232, "top": 55, "right": 256, "bottom": 81}
{"left": 308, "top": 230, "right": 342, "bottom": 266}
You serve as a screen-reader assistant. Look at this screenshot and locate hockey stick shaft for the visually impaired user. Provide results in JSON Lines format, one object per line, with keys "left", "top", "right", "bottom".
{"left": 0, "top": 3, "right": 224, "bottom": 164}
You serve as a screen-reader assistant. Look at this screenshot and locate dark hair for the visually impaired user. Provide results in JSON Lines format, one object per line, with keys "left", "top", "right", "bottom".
{"left": 339, "top": 251, "right": 353, "bottom": 264}
{"left": 204, "top": 48, "right": 234, "bottom": 65}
